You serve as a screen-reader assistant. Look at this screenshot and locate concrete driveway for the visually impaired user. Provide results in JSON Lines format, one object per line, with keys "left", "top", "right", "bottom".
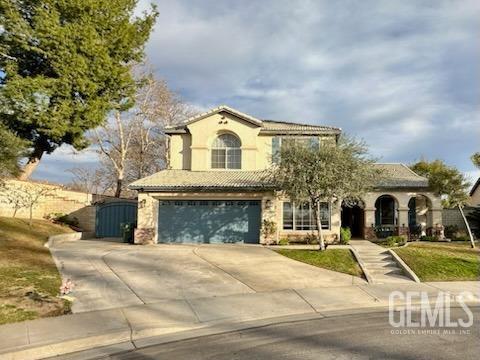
{"left": 51, "top": 240, "right": 365, "bottom": 313}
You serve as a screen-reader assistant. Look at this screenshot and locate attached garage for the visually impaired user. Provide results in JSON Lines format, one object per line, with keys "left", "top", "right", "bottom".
{"left": 158, "top": 199, "right": 261, "bottom": 244}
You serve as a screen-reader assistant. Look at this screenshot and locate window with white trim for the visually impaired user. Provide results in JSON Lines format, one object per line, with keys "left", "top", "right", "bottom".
{"left": 211, "top": 134, "right": 241, "bottom": 169}
{"left": 282, "top": 201, "right": 330, "bottom": 230}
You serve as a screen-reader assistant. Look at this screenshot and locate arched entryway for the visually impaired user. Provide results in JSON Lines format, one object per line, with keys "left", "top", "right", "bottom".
{"left": 341, "top": 200, "right": 365, "bottom": 238}
{"left": 374, "top": 195, "right": 398, "bottom": 238}
{"left": 408, "top": 194, "right": 432, "bottom": 237}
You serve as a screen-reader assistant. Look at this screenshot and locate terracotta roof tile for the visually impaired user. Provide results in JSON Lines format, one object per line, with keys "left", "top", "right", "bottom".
{"left": 129, "top": 164, "right": 428, "bottom": 191}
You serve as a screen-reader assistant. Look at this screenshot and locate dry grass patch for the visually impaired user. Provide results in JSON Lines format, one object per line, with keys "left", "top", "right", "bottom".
{"left": 0, "top": 217, "right": 74, "bottom": 324}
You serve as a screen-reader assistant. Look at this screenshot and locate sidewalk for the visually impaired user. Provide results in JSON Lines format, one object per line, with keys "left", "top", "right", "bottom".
{"left": 1, "top": 281, "right": 478, "bottom": 360}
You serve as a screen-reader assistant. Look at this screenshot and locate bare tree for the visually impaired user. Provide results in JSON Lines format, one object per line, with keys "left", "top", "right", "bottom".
{"left": 0, "top": 182, "right": 53, "bottom": 226}
{"left": 126, "top": 67, "right": 196, "bottom": 181}
{"left": 90, "top": 111, "right": 136, "bottom": 198}
{"left": 67, "top": 167, "right": 109, "bottom": 195}
{"left": 0, "top": 183, "right": 29, "bottom": 217}
{"left": 88, "top": 65, "right": 196, "bottom": 197}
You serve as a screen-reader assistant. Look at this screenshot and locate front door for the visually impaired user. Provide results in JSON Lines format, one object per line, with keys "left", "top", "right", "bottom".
{"left": 341, "top": 205, "right": 364, "bottom": 238}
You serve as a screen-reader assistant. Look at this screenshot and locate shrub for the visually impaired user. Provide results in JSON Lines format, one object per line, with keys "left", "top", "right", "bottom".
{"left": 452, "top": 235, "right": 470, "bottom": 242}
{"left": 340, "top": 227, "right": 351, "bottom": 244}
{"left": 304, "top": 233, "right": 318, "bottom": 245}
{"left": 444, "top": 225, "right": 458, "bottom": 239}
{"left": 409, "top": 224, "right": 422, "bottom": 237}
{"left": 385, "top": 235, "right": 406, "bottom": 247}
{"left": 278, "top": 237, "right": 290, "bottom": 246}
{"left": 45, "top": 212, "right": 79, "bottom": 227}
{"left": 420, "top": 235, "right": 440, "bottom": 242}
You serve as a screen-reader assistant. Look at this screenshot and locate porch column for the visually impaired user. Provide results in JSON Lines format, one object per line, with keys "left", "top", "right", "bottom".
{"left": 134, "top": 193, "right": 158, "bottom": 245}
{"left": 398, "top": 207, "right": 409, "bottom": 237}
{"left": 363, "top": 207, "right": 376, "bottom": 239}
{"left": 261, "top": 193, "right": 278, "bottom": 245}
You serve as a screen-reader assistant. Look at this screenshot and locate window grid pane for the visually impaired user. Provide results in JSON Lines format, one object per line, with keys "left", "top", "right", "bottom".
{"left": 283, "top": 201, "right": 330, "bottom": 230}
{"left": 211, "top": 149, "right": 226, "bottom": 168}
{"left": 226, "top": 148, "right": 241, "bottom": 169}
{"left": 282, "top": 202, "right": 293, "bottom": 229}
{"left": 212, "top": 134, "right": 241, "bottom": 169}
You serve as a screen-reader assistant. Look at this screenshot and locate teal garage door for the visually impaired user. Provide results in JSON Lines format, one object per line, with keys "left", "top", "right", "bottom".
{"left": 158, "top": 200, "right": 261, "bottom": 244}
{"left": 96, "top": 202, "right": 137, "bottom": 238}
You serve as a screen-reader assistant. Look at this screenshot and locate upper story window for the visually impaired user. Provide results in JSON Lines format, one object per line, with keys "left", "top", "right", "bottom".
{"left": 272, "top": 136, "right": 321, "bottom": 164}
{"left": 211, "top": 134, "right": 242, "bottom": 169}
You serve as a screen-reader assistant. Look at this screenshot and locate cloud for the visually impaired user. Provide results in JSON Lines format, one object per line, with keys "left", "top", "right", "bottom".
{"left": 39, "top": 0, "right": 480, "bottom": 183}
{"left": 32, "top": 145, "right": 100, "bottom": 183}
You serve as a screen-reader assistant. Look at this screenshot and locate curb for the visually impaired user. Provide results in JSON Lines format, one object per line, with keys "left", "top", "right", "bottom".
{"left": 45, "top": 232, "right": 95, "bottom": 249}
{"left": 388, "top": 249, "right": 421, "bottom": 283}
{"left": 1, "top": 297, "right": 478, "bottom": 360}
{"left": 44, "top": 303, "right": 480, "bottom": 360}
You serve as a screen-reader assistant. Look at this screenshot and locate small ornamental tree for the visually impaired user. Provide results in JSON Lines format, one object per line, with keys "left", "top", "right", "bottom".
{"left": 273, "top": 137, "right": 382, "bottom": 251}
{"left": 411, "top": 159, "right": 474, "bottom": 248}
{"left": 0, "top": 182, "right": 52, "bottom": 226}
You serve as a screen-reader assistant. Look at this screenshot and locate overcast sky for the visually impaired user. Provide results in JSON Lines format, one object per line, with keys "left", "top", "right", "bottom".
{"left": 34, "top": 0, "right": 480, "bottom": 187}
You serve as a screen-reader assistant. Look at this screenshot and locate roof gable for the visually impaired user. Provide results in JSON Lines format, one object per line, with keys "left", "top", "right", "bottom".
{"left": 470, "top": 177, "right": 480, "bottom": 196}
{"left": 179, "top": 105, "right": 263, "bottom": 128}
{"left": 165, "top": 105, "right": 341, "bottom": 135}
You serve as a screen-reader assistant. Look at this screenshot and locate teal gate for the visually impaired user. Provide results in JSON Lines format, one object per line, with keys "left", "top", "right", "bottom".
{"left": 96, "top": 202, "right": 137, "bottom": 238}
{"left": 158, "top": 200, "right": 261, "bottom": 244}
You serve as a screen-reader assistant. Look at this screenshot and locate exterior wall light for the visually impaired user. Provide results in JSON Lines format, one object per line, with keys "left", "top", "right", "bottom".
{"left": 265, "top": 199, "right": 273, "bottom": 210}
{"left": 139, "top": 199, "right": 146, "bottom": 209}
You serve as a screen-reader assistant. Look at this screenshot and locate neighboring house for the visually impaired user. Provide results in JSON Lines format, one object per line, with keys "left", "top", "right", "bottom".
{"left": 469, "top": 178, "right": 480, "bottom": 206}
{"left": 129, "top": 105, "right": 442, "bottom": 244}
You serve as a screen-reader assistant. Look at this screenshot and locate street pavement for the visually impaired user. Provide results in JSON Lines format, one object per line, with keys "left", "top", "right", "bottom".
{"left": 104, "top": 307, "right": 480, "bottom": 360}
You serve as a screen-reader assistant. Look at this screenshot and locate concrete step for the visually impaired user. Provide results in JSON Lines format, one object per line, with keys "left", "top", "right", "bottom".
{"left": 372, "top": 273, "right": 413, "bottom": 284}
{"left": 360, "top": 255, "right": 393, "bottom": 261}
{"left": 369, "top": 268, "right": 404, "bottom": 276}
{"left": 362, "top": 260, "right": 398, "bottom": 266}
{"left": 365, "top": 264, "right": 400, "bottom": 271}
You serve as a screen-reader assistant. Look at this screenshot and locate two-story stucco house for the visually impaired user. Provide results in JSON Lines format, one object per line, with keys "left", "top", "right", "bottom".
{"left": 129, "top": 106, "right": 443, "bottom": 245}
{"left": 469, "top": 178, "right": 480, "bottom": 206}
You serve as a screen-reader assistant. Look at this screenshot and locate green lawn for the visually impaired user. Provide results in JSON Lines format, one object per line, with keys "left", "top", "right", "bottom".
{"left": 275, "top": 249, "right": 364, "bottom": 277}
{"left": 0, "top": 217, "right": 74, "bottom": 324}
{"left": 394, "top": 242, "right": 480, "bottom": 282}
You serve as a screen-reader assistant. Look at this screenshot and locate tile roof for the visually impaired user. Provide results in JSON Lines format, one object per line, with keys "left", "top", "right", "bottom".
{"left": 129, "top": 170, "right": 273, "bottom": 191}
{"left": 164, "top": 105, "right": 340, "bottom": 135}
{"left": 373, "top": 163, "right": 429, "bottom": 188}
{"left": 260, "top": 120, "right": 341, "bottom": 134}
{"left": 129, "top": 163, "right": 428, "bottom": 191}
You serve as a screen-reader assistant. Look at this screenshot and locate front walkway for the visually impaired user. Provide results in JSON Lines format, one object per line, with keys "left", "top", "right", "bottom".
{"left": 349, "top": 240, "right": 413, "bottom": 284}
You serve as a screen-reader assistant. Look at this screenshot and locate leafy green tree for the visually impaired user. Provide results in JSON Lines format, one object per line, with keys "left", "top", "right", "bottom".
{"left": 410, "top": 160, "right": 470, "bottom": 208}
{"left": 0, "top": 0, "right": 158, "bottom": 179}
{"left": 411, "top": 159, "right": 474, "bottom": 247}
{"left": 471, "top": 153, "right": 480, "bottom": 169}
{"left": 273, "top": 137, "right": 382, "bottom": 251}
{"left": 0, "top": 123, "right": 28, "bottom": 178}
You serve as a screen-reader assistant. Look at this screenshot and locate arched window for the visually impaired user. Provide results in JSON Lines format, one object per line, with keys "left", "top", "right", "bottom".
{"left": 211, "top": 134, "right": 241, "bottom": 169}
{"left": 375, "top": 195, "right": 398, "bottom": 226}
